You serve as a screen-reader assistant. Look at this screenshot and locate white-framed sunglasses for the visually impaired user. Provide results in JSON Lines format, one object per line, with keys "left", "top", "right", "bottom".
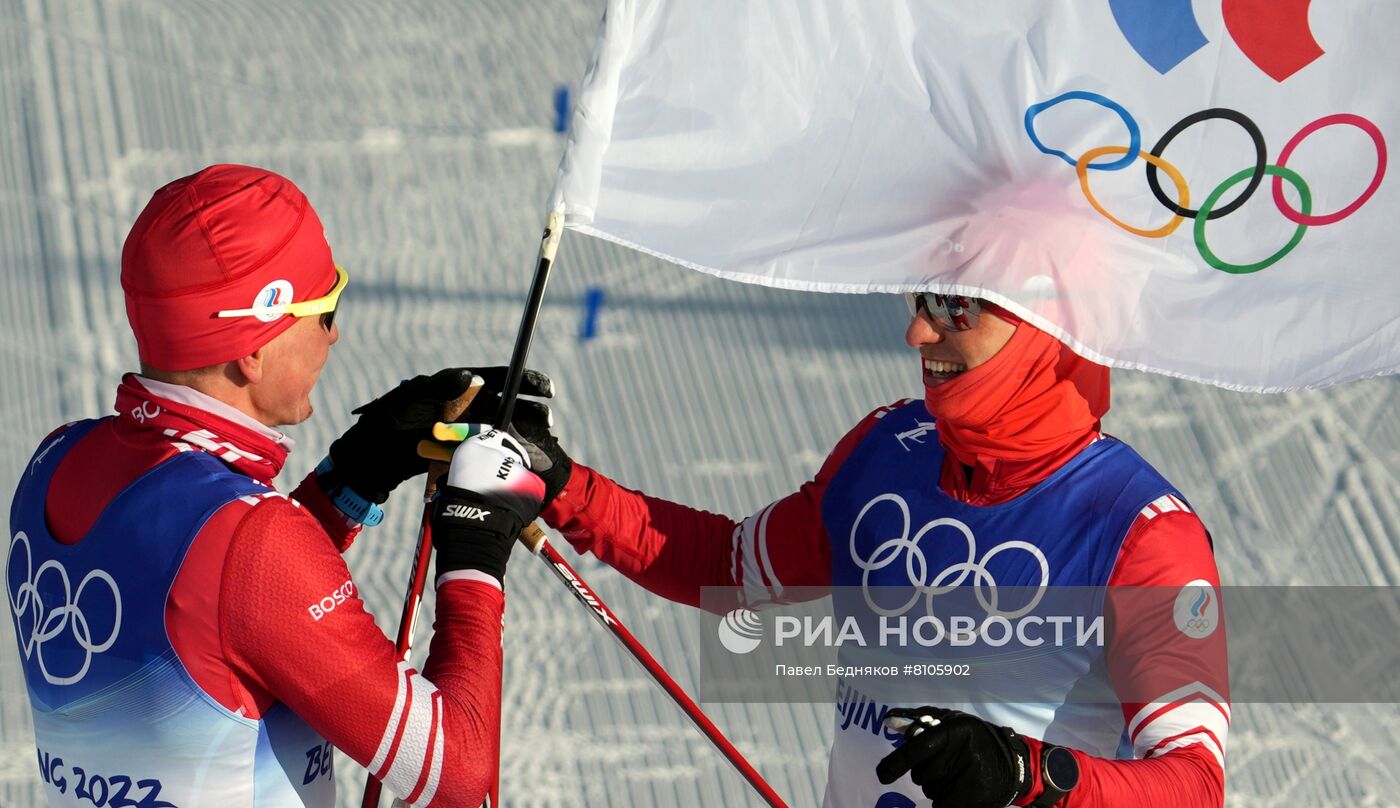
{"left": 904, "top": 292, "right": 983, "bottom": 332}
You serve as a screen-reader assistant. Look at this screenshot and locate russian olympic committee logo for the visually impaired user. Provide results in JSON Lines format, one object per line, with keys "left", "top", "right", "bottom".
{"left": 250, "top": 280, "right": 294, "bottom": 322}
{"left": 1173, "top": 579, "right": 1219, "bottom": 639}
{"left": 1107, "top": 0, "right": 1323, "bottom": 82}
{"left": 1025, "top": 92, "right": 1387, "bottom": 275}
{"left": 849, "top": 494, "right": 1050, "bottom": 619}
{"left": 6, "top": 531, "right": 123, "bottom": 686}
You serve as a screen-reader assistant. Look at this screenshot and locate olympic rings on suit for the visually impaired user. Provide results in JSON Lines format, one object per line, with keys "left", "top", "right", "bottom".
{"left": 848, "top": 493, "right": 1050, "bottom": 620}
{"left": 6, "top": 531, "right": 123, "bottom": 687}
{"left": 1078, "top": 146, "right": 1190, "bottom": 238}
{"left": 1023, "top": 94, "right": 1387, "bottom": 274}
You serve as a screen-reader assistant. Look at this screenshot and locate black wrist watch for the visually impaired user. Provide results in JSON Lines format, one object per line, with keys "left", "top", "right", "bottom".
{"left": 1031, "top": 745, "right": 1080, "bottom": 807}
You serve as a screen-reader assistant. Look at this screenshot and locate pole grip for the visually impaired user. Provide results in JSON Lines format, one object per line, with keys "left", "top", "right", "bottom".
{"left": 424, "top": 378, "right": 485, "bottom": 497}
{"left": 519, "top": 522, "right": 548, "bottom": 554}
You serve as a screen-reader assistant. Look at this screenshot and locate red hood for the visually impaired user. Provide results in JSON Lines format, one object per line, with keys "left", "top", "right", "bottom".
{"left": 922, "top": 320, "right": 1109, "bottom": 502}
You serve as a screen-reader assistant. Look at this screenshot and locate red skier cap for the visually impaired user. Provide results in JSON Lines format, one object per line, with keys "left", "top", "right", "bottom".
{"left": 121, "top": 164, "right": 338, "bottom": 371}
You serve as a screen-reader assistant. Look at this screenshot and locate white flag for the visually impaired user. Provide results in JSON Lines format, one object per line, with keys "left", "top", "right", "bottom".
{"left": 551, "top": 0, "right": 1399, "bottom": 391}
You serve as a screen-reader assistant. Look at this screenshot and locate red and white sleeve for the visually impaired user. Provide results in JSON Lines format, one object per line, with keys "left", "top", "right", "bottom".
{"left": 540, "top": 404, "right": 894, "bottom": 610}
{"left": 1109, "top": 504, "right": 1229, "bottom": 772}
{"left": 218, "top": 498, "right": 502, "bottom": 806}
{"left": 1054, "top": 503, "right": 1229, "bottom": 807}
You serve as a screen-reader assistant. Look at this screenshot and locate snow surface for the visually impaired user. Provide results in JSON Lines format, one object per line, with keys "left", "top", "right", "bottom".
{"left": 1, "top": 0, "right": 1398, "bottom": 805}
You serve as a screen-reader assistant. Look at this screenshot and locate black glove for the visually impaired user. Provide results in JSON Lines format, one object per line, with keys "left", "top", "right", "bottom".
{"left": 876, "top": 706, "right": 1033, "bottom": 808}
{"left": 510, "top": 415, "right": 572, "bottom": 508}
{"left": 467, "top": 367, "right": 555, "bottom": 435}
{"left": 323, "top": 366, "right": 553, "bottom": 505}
{"left": 431, "top": 426, "right": 545, "bottom": 584}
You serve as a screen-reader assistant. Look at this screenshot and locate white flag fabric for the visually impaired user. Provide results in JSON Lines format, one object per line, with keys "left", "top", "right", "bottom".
{"left": 551, "top": 0, "right": 1400, "bottom": 391}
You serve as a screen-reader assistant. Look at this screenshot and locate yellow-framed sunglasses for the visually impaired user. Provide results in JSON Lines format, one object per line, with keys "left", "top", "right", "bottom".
{"left": 216, "top": 264, "right": 348, "bottom": 330}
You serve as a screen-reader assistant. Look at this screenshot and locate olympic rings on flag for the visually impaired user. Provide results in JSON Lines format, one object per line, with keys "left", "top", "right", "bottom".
{"left": 1025, "top": 92, "right": 1141, "bottom": 171}
{"left": 1077, "top": 146, "right": 1190, "bottom": 238}
{"left": 1024, "top": 94, "right": 1388, "bottom": 273}
{"left": 1196, "top": 165, "right": 1311, "bottom": 274}
{"left": 1272, "top": 114, "right": 1388, "bottom": 226}
{"left": 1147, "top": 109, "right": 1267, "bottom": 220}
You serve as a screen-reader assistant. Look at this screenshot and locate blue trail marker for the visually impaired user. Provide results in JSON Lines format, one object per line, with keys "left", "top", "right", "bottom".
{"left": 579, "top": 286, "right": 605, "bottom": 341}
{"left": 553, "top": 85, "right": 571, "bottom": 134}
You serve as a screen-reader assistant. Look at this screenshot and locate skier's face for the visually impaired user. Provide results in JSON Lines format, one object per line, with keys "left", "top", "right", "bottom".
{"left": 904, "top": 301, "right": 1016, "bottom": 387}
{"left": 247, "top": 310, "right": 340, "bottom": 425}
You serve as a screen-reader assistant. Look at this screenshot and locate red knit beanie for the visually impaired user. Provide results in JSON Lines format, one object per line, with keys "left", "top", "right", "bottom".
{"left": 121, "top": 164, "right": 338, "bottom": 371}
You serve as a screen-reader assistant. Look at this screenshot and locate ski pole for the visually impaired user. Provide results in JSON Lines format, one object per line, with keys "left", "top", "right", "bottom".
{"left": 519, "top": 529, "right": 790, "bottom": 807}
{"left": 362, "top": 214, "right": 565, "bottom": 807}
{"left": 360, "top": 380, "right": 485, "bottom": 808}
{"left": 417, "top": 426, "right": 788, "bottom": 805}
{"left": 378, "top": 212, "right": 789, "bottom": 807}
{"left": 494, "top": 212, "right": 788, "bottom": 807}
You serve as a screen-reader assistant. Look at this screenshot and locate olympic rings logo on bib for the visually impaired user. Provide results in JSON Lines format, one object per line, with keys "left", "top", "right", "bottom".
{"left": 6, "top": 531, "right": 123, "bottom": 687}
{"left": 848, "top": 493, "right": 1050, "bottom": 620}
{"left": 1025, "top": 91, "right": 1388, "bottom": 274}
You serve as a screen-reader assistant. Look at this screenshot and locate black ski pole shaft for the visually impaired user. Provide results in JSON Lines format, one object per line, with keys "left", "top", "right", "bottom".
{"left": 496, "top": 211, "right": 564, "bottom": 428}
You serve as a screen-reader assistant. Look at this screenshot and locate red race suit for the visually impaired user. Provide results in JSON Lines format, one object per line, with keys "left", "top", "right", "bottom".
{"left": 7, "top": 374, "right": 500, "bottom": 807}
{"left": 542, "top": 323, "right": 1228, "bottom": 808}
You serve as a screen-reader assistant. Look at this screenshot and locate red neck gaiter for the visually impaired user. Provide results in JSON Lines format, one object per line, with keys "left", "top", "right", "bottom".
{"left": 922, "top": 322, "right": 1109, "bottom": 503}
{"left": 114, "top": 374, "right": 290, "bottom": 484}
